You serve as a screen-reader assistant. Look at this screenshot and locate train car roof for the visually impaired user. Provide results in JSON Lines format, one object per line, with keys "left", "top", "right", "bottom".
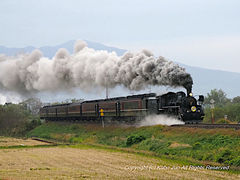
{"left": 42, "top": 103, "right": 71, "bottom": 108}
{"left": 127, "top": 93, "right": 156, "bottom": 99}
{"left": 41, "top": 93, "right": 157, "bottom": 108}
{"left": 82, "top": 93, "right": 156, "bottom": 103}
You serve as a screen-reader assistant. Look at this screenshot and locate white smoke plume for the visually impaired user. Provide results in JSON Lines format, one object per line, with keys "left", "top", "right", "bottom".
{"left": 0, "top": 91, "right": 22, "bottom": 104}
{"left": 0, "top": 40, "right": 193, "bottom": 96}
{"left": 139, "top": 115, "right": 185, "bottom": 126}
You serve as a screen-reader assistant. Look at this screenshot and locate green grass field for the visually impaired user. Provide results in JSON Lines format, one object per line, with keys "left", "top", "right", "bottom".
{"left": 27, "top": 122, "right": 240, "bottom": 170}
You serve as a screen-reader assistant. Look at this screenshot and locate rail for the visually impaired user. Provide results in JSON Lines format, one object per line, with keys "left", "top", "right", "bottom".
{"left": 171, "top": 123, "right": 240, "bottom": 130}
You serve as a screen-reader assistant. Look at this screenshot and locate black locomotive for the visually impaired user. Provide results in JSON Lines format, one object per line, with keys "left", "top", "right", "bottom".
{"left": 40, "top": 91, "right": 204, "bottom": 124}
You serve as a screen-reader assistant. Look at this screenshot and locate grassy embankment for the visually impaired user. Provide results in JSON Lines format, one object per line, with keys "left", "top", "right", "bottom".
{"left": 27, "top": 122, "right": 240, "bottom": 169}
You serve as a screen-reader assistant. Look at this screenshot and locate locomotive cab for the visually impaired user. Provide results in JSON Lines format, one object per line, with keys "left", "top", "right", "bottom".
{"left": 198, "top": 95, "right": 204, "bottom": 105}
{"left": 147, "top": 97, "right": 158, "bottom": 114}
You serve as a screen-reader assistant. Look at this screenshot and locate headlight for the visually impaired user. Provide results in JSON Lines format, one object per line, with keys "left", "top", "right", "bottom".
{"left": 191, "top": 106, "right": 196, "bottom": 112}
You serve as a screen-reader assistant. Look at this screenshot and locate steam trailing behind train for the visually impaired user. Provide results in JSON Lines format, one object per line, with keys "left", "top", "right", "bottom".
{"left": 40, "top": 91, "right": 205, "bottom": 124}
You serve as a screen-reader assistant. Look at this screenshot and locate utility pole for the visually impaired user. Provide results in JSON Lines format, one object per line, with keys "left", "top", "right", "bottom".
{"left": 105, "top": 74, "right": 109, "bottom": 99}
{"left": 210, "top": 99, "right": 215, "bottom": 124}
{"left": 106, "top": 83, "right": 108, "bottom": 99}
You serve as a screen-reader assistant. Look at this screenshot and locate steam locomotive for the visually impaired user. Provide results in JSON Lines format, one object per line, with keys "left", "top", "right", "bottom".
{"left": 40, "top": 91, "right": 205, "bottom": 124}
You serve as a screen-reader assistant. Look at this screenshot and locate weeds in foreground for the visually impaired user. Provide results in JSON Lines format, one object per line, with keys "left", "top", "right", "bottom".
{"left": 27, "top": 122, "right": 240, "bottom": 167}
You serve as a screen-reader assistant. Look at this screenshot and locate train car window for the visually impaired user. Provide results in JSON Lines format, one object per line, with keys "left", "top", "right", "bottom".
{"left": 122, "top": 100, "right": 140, "bottom": 109}
{"left": 58, "top": 107, "right": 66, "bottom": 113}
{"left": 148, "top": 99, "right": 157, "bottom": 105}
{"left": 177, "top": 94, "right": 183, "bottom": 102}
{"left": 82, "top": 103, "right": 95, "bottom": 111}
{"left": 99, "top": 102, "right": 116, "bottom": 110}
{"left": 68, "top": 106, "right": 79, "bottom": 112}
{"left": 48, "top": 108, "right": 55, "bottom": 113}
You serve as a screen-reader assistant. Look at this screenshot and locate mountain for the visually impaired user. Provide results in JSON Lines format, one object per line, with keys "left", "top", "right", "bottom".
{"left": 180, "top": 64, "right": 240, "bottom": 98}
{"left": 0, "top": 40, "right": 239, "bottom": 98}
{"left": 0, "top": 45, "right": 35, "bottom": 56}
{"left": 0, "top": 40, "right": 126, "bottom": 57}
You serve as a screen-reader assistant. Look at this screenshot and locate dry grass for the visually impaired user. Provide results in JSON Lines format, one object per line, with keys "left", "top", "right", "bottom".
{"left": 0, "top": 136, "right": 50, "bottom": 147}
{"left": 0, "top": 144, "right": 239, "bottom": 179}
{"left": 169, "top": 142, "right": 192, "bottom": 148}
{"left": 51, "top": 133, "right": 75, "bottom": 141}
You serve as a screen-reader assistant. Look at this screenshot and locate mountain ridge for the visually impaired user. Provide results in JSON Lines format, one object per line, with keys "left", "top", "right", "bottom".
{"left": 0, "top": 40, "right": 126, "bottom": 57}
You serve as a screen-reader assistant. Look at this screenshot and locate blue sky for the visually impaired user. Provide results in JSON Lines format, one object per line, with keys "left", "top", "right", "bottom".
{"left": 1, "top": 0, "right": 240, "bottom": 72}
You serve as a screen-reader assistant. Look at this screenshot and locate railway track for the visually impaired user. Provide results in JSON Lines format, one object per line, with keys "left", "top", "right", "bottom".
{"left": 171, "top": 123, "right": 240, "bottom": 130}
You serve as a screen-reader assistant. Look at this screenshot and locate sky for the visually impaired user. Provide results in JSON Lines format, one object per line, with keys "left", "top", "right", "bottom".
{"left": 0, "top": 0, "right": 240, "bottom": 73}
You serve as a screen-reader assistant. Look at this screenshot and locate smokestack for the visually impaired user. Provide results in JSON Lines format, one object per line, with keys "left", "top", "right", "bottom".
{"left": 0, "top": 40, "right": 193, "bottom": 96}
{"left": 187, "top": 87, "right": 192, "bottom": 96}
{"left": 183, "top": 83, "right": 193, "bottom": 96}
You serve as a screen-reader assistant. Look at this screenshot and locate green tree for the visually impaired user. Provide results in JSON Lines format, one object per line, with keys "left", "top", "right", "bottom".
{"left": 0, "top": 104, "right": 28, "bottom": 134}
{"left": 70, "top": 98, "right": 84, "bottom": 103}
{"left": 20, "top": 98, "right": 42, "bottom": 115}
{"left": 0, "top": 103, "right": 41, "bottom": 136}
{"left": 232, "top": 96, "right": 240, "bottom": 104}
{"left": 204, "top": 89, "right": 230, "bottom": 107}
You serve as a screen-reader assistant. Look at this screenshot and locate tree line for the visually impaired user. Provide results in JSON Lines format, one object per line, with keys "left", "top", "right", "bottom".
{"left": 0, "top": 97, "right": 83, "bottom": 136}
{"left": 0, "top": 103, "right": 41, "bottom": 136}
{"left": 203, "top": 89, "right": 240, "bottom": 123}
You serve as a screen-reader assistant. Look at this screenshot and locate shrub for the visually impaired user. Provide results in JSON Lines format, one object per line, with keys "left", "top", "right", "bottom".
{"left": 202, "top": 153, "right": 214, "bottom": 161}
{"left": 193, "top": 142, "right": 201, "bottom": 150}
{"left": 149, "top": 140, "right": 171, "bottom": 152}
{"left": 137, "top": 139, "right": 171, "bottom": 153}
{"left": 211, "top": 135, "right": 233, "bottom": 147}
{"left": 216, "top": 149, "right": 233, "bottom": 163}
{"left": 70, "top": 137, "right": 83, "bottom": 143}
{"left": 215, "top": 118, "right": 231, "bottom": 124}
{"left": 126, "top": 135, "right": 146, "bottom": 146}
{"left": 229, "top": 156, "right": 240, "bottom": 166}
{"left": 25, "top": 118, "right": 42, "bottom": 131}
{"left": 192, "top": 153, "right": 203, "bottom": 161}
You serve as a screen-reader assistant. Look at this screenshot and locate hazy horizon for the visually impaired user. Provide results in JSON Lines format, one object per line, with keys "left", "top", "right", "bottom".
{"left": 0, "top": 0, "right": 240, "bottom": 73}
